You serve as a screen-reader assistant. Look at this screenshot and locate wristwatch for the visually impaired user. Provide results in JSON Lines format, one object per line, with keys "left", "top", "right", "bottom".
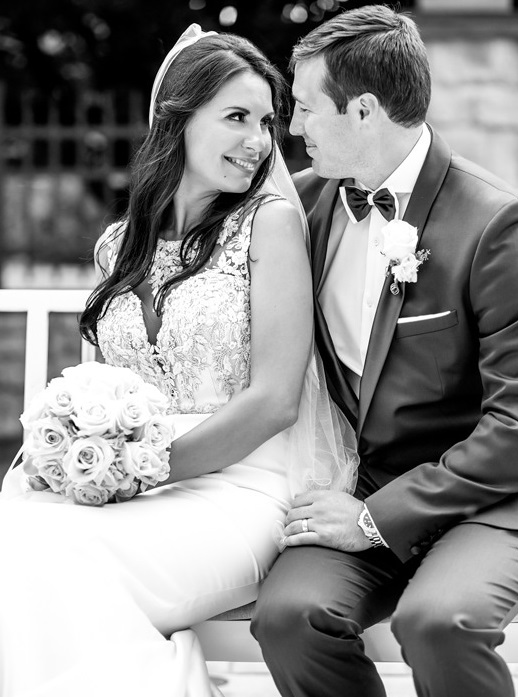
{"left": 357, "top": 504, "right": 385, "bottom": 548}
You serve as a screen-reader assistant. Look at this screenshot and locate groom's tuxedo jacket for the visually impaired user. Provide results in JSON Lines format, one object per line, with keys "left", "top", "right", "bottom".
{"left": 294, "top": 125, "right": 518, "bottom": 563}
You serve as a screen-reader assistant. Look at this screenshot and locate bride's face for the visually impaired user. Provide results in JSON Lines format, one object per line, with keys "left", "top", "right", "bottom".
{"left": 181, "top": 71, "right": 274, "bottom": 199}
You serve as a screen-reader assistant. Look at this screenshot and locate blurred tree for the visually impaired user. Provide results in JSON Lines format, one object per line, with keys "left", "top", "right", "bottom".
{"left": 0, "top": 0, "right": 415, "bottom": 95}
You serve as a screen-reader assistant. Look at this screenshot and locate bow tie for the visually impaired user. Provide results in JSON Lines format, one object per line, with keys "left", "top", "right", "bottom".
{"left": 341, "top": 185, "right": 397, "bottom": 224}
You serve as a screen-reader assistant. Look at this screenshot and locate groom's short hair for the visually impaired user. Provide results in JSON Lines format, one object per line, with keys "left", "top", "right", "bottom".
{"left": 290, "top": 4, "right": 431, "bottom": 127}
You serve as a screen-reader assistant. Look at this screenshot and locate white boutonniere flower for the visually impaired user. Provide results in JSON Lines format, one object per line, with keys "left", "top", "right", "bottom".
{"left": 380, "top": 220, "right": 430, "bottom": 295}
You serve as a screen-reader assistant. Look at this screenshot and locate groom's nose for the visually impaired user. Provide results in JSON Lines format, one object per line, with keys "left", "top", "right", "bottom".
{"left": 289, "top": 109, "right": 303, "bottom": 137}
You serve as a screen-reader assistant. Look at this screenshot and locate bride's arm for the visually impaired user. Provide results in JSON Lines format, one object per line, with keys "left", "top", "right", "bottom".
{"left": 162, "top": 198, "right": 313, "bottom": 483}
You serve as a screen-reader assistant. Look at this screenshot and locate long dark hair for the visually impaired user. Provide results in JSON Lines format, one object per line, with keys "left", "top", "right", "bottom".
{"left": 80, "top": 33, "right": 289, "bottom": 345}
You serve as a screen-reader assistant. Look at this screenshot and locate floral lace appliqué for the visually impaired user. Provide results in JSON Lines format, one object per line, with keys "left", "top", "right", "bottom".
{"left": 96, "top": 200, "right": 275, "bottom": 414}
{"left": 148, "top": 239, "right": 183, "bottom": 298}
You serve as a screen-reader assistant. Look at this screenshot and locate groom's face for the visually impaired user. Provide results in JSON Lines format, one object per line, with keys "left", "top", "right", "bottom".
{"left": 290, "top": 56, "right": 367, "bottom": 180}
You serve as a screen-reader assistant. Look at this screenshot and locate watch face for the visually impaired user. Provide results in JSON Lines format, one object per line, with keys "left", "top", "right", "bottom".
{"left": 362, "top": 511, "right": 375, "bottom": 531}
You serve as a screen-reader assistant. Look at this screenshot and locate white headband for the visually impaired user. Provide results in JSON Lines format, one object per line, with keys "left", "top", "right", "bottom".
{"left": 148, "top": 23, "right": 217, "bottom": 128}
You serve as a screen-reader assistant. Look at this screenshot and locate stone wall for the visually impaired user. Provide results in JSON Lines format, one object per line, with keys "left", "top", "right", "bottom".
{"left": 421, "top": 13, "right": 518, "bottom": 188}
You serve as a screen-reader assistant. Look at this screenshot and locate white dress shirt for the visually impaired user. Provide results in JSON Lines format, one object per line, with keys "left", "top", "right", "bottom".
{"left": 318, "top": 125, "right": 432, "bottom": 390}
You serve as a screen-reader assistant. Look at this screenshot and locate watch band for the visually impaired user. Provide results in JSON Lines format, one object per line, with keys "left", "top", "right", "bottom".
{"left": 357, "top": 504, "right": 386, "bottom": 548}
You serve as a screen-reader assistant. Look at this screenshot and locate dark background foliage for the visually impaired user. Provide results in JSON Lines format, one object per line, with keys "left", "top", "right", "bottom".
{"left": 0, "top": 0, "right": 415, "bottom": 96}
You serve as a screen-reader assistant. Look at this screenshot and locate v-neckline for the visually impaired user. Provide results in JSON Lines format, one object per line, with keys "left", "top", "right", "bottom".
{"left": 128, "top": 289, "right": 165, "bottom": 351}
{"left": 137, "top": 238, "right": 183, "bottom": 348}
{"left": 108, "top": 214, "right": 231, "bottom": 349}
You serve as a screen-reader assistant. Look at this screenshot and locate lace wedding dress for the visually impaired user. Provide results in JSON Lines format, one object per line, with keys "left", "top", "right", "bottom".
{"left": 0, "top": 196, "right": 291, "bottom": 697}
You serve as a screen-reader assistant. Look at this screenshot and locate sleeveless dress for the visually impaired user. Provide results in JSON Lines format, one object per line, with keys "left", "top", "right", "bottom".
{"left": 0, "top": 197, "right": 291, "bottom": 697}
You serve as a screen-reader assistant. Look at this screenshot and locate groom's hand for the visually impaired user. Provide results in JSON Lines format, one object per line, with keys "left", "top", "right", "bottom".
{"left": 282, "top": 491, "right": 370, "bottom": 552}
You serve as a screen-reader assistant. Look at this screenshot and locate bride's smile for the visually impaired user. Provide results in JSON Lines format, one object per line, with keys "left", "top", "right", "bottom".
{"left": 224, "top": 156, "right": 259, "bottom": 173}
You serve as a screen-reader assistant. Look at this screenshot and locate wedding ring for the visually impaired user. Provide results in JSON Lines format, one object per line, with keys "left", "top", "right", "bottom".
{"left": 301, "top": 518, "right": 309, "bottom": 534}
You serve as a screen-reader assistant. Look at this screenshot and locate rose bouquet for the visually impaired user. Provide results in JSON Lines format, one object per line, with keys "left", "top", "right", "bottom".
{"left": 14, "top": 362, "right": 174, "bottom": 506}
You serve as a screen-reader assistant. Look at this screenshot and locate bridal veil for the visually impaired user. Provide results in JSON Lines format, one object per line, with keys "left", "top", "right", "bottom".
{"left": 150, "top": 23, "right": 359, "bottom": 497}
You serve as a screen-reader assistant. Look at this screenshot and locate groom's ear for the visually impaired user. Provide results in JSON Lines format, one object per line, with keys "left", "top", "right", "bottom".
{"left": 356, "top": 93, "right": 380, "bottom": 121}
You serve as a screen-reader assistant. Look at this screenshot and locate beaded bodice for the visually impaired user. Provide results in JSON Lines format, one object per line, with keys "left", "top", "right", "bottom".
{"left": 97, "top": 201, "right": 269, "bottom": 414}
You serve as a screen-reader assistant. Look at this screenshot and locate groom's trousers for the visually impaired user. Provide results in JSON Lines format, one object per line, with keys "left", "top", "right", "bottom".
{"left": 252, "top": 522, "right": 518, "bottom": 697}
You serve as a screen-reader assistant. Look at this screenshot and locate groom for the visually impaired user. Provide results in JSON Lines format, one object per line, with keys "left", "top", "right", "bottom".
{"left": 252, "top": 5, "right": 518, "bottom": 697}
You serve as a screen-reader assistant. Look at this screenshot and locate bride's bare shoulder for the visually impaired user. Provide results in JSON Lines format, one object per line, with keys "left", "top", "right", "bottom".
{"left": 252, "top": 196, "right": 304, "bottom": 239}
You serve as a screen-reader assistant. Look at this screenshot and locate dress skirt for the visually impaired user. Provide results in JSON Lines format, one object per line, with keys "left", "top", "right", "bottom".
{"left": 0, "top": 415, "right": 290, "bottom": 697}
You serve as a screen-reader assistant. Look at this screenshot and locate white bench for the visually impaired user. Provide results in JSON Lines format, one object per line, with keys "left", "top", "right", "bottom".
{"left": 1, "top": 288, "right": 517, "bottom": 666}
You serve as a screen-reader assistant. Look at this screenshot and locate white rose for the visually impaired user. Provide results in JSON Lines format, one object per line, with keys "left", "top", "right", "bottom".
{"left": 101, "top": 459, "right": 135, "bottom": 492}
{"left": 392, "top": 254, "right": 421, "bottom": 284}
{"left": 61, "top": 362, "right": 143, "bottom": 398}
{"left": 71, "top": 398, "right": 118, "bottom": 437}
{"left": 113, "top": 374, "right": 146, "bottom": 400}
{"left": 121, "top": 441, "right": 170, "bottom": 489}
{"left": 32, "top": 455, "right": 68, "bottom": 493}
{"left": 27, "top": 475, "right": 51, "bottom": 492}
{"left": 22, "top": 457, "right": 52, "bottom": 492}
{"left": 67, "top": 482, "right": 110, "bottom": 507}
{"left": 116, "top": 395, "right": 151, "bottom": 434}
{"left": 134, "top": 415, "right": 175, "bottom": 453}
{"left": 114, "top": 479, "right": 140, "bottom": 502}
{"left": 63, "top": 436, "right": 115, "bottom": 485}
{"left": 61, "top": 362, "right": 104, "bottom": 391}
{"left": 26, "top": 417, "right": 71, "bottom": 456}
{"left": 151, "top": 451, "right": 171, "bottom": 489}
{"left": 381, "top": 220, "right": 418, "bottom": 261}
{"left": 20, "top": 391, "right": 50, "bottom": 430}
{"left": 44, "top": 377, "right": 76, "bottom": 418}
{"left": 139, "top": 382, "right": 170, "bottom": 415}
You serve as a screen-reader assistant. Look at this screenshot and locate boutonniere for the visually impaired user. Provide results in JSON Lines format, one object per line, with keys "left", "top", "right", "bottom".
{"left": 380, "top": 220, "right": 431, "bottom": 295}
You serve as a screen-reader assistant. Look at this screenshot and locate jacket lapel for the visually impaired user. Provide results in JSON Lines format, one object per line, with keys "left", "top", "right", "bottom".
{"left": 357, "top": 126, "right": 452, "bottom": 434}
{"left": 315, "top": 301, "right": 359, "bottom": 428}
{"left": 310, "top": 179, "right": 359, "bottom": 426}
{"left": 311, "top": 179, "right": 340, "bottom": 292}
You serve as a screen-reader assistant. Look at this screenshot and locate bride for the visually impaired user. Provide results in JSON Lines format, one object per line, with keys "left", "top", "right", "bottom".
{"left": 0, "top": 25, "right": 356, "bottom": 697}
